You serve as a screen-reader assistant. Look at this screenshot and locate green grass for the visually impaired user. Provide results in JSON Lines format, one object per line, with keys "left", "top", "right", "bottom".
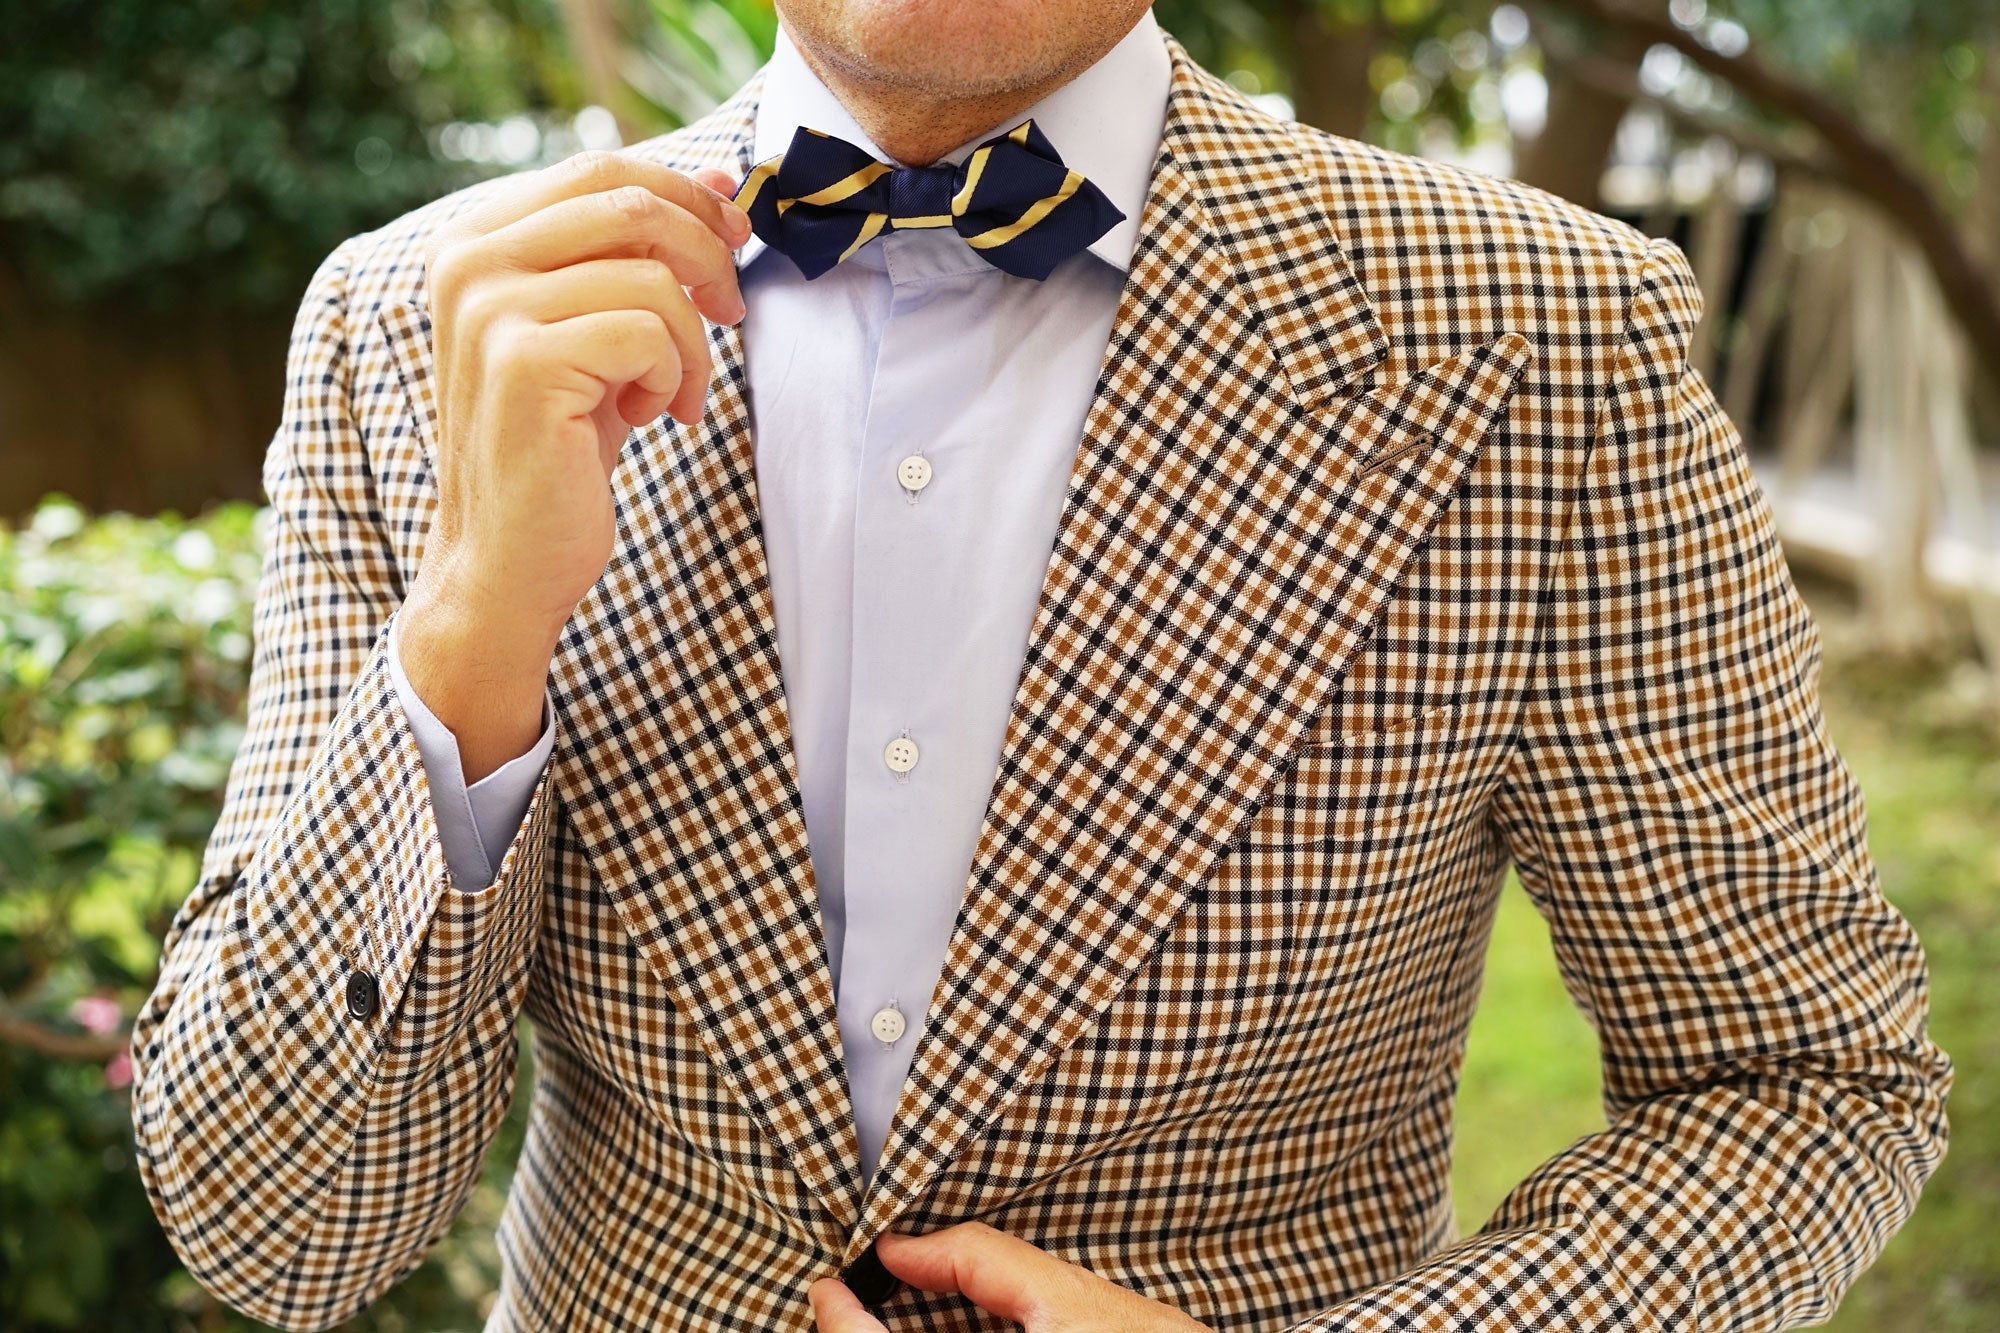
{"left": 1450, "top": 590, "right": 2000, "bottom": 1329}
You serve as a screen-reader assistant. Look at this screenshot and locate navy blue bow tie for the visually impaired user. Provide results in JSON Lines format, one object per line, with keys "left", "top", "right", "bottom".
{"left": 733, "top": 120, "right": 1125, "bottom": 281}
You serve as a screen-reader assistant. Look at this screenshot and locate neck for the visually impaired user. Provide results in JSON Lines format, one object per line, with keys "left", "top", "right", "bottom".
{"left": 787, "top": 41, "right": 1076, "bottom": 166}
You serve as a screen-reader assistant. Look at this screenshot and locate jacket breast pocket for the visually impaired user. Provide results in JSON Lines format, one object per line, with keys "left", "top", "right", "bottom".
{"left": 1243, "top": 699, "right": 1462, "bottom": 848}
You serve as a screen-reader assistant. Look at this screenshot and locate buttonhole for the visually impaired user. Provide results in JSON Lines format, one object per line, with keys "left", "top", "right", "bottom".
{"left": 1356, "top": 428, "right": 1441, "bottom": 479}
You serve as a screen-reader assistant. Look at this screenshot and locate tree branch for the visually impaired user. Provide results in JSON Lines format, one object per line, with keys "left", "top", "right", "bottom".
{"left": 1544, "top": 44, "right": 1844, "bottom": 187}
{"left": 0, "top": 1010, "right": 129, "bottom": 1062}
{"left": 1534, "top": 0, "right": 2000, "bottom": 385}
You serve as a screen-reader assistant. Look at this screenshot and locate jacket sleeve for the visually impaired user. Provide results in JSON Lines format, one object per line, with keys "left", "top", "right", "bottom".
{"left": 129, "top": 236, "right": 562, "bottom": 1331}
{"left": 1289, "top": 237, "right": 1952, "bottom": 1331}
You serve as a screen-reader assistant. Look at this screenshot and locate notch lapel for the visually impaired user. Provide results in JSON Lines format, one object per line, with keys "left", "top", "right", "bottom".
{"left": 848, "top": 45, "right": 1531, "bottom": 1253}
{"left": 377, "top": 82, "right": 872, "bottom": 1236}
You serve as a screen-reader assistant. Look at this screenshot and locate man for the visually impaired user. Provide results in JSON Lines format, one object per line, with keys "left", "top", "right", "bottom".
{"left": 131, "top": 1, "right": 1951, "bottom": 1329}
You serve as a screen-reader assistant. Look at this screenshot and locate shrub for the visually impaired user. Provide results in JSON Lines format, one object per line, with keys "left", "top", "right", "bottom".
{"left": 0, "top": 497, "right": 517, "bottom": 1330}
{"left": 0, "top": 0, "right": 579, "bottom": 318}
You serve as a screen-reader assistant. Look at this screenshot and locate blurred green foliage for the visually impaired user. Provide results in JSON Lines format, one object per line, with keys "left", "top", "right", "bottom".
{"left": 629, "top": 0, "right": 781, "bottom": 125}
{"left": 0, "top": 500, "right": 530, "bottom": 1330}
{"left": 1, "top": 499, "right": 261, "bottom": 1325}
{"left": 1615, "top": 0, "right": 1994, "bottom": 205}
{"left": 1158, "top": 0, "right": 1503, "bottom": 153}
{"left": 1158, "top": 0, "right": 1997, "bottom": 200}
{"left": 7, "top": 0, "right": 1990, "bottom": 320}
{"left": 0, "top": 0, "right": 581, "bottom": 315}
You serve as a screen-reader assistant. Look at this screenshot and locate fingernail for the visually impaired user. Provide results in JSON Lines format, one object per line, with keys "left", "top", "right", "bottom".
{"left": 729, "top": 205, "right": 752, "bottom": 241}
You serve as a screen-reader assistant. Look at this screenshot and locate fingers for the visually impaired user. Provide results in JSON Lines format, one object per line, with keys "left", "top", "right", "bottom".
{"left": 873, "top": 1224, "right": 1053, "bottom": 1326}
{"left": 428, "top": 152, "right": 751, "bottom": 328}
{"left": 502, "top": 308, "right": 679, "bottom": 421}
{"left": 807, "top": 1278, "right": 891, "bottom": 1333}
{"left": 436, "top": 187, "right": 741, "bottom": 327}
{"left": 465, "top": 148, "right": 750, "bottom": 249}
{"left": 492, "top": 259, "right": 712, "bottom": 424}
{"left": 683, "top": 168, "right": 747, "bottom": 323}
{"left": 870, "top": 1225, "right": 1211, "bottom": 1331}
{"left": 688, "top": 166, "right": 741, "bottom": 199}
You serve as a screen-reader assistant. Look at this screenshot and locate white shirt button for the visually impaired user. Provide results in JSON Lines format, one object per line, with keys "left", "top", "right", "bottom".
{"left": 883, "top": 735, "right": 919, "bottom": 774}
{"left": 869, "top": 1004, "right": 907, "bottom": 1044}
{"left": 897, "top": 455, "right": 932, "bottom": 492}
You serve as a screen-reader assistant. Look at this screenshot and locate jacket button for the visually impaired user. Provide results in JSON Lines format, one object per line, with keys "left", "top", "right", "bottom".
{"left": 344, "top": 969, "right": 379, "bottom": 1020}
{"left": 839, "top": 1238, "right": 898, "bottom": 1308}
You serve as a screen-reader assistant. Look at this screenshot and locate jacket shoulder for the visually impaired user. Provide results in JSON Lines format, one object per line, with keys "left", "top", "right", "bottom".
{"left": 1296, "top": 121, "right": 1650, "bottom": 257}
{"left": 1283, "top": 120, "right": 1668, "bottom": 352}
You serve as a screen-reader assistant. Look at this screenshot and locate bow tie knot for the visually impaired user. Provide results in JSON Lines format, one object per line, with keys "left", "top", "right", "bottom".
{"left": 734, "top": 120, "right": 1124, "bottom": 281}
{"left": 882, "top": 163, "right": 958, "bottom": 229}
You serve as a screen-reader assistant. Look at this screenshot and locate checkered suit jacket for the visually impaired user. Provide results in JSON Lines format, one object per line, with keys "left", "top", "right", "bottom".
{"left": 132, "top": 32, "right": 1950, "bottom": 1333}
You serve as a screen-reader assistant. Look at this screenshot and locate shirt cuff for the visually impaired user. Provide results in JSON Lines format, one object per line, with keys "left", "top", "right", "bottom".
{"left": 386, "top": 612, "right": 556, "bottom": 889}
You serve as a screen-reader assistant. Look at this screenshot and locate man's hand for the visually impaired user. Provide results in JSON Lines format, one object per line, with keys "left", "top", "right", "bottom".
{"left": 808, "top": 1223, "right": 1212, "bottom": 1331}
{"left": 398, "top": 151, "right": 750, "bottom": 780}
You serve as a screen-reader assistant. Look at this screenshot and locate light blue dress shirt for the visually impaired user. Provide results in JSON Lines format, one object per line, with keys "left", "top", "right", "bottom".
{"left": 387, "top": 10, "right": 1172, "bottom": 1186}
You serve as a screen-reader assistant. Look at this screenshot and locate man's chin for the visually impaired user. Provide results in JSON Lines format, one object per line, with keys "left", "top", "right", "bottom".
{"left": 777, "top": 0, "right": 1130, "bottom": 101}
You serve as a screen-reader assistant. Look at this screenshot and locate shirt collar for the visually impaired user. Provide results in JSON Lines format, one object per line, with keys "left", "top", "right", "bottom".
{"left": 737, "top": 7, "right": 1170, "bottom": 275}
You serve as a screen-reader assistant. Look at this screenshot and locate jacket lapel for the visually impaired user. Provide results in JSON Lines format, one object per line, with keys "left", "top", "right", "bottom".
{"left": 847, "top": 44, "right": 1531, "bottom": 1254}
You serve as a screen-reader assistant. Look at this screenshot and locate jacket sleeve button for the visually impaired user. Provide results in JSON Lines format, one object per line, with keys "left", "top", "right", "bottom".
{"left": 344, "top": 969, "right": 380, "bottom": 1020}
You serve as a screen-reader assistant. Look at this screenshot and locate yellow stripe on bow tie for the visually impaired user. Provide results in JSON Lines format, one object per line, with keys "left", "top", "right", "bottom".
{"left": 779, "top": 159, "right": 894, "bottom": 215}
{"left": 948, "top": 126, "right": 1033, "bottom": 219}
{"left": 951, "top": 147, "right": 993, "bottom": 216}
{"left": 734, "top": 158, "right": 783, "bottom": 213}
{"left": 963, "top": 169, "right": 1086, "bottom": 251}
{"left": 837, "top": 211, "right": 890, "bottom": 263}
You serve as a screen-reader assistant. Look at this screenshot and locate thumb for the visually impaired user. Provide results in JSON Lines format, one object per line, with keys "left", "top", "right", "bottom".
{"left": 809, "top": 1277, "right": 891, "bottom": 1332}
{"left": 876, "top": 1223, "right": 1067, "bottom": 1325}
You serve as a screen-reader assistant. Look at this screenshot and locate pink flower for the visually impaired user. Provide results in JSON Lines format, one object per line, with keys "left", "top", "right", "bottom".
{"left": 104, "top": 1049, "right": 133, "bottom": 1089}
{"left": 70, "top": 994, "right": 123, "bottom": 1036}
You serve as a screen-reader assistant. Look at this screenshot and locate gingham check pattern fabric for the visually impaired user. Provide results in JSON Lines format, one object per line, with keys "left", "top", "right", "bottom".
{"left": 131, "top": 33, "right": 1950, "bottom": 1333}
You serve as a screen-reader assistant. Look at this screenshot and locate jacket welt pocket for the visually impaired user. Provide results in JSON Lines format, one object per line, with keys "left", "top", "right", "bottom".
{"left": 1249, "top": 700, "right": 1462, "bottom": 847}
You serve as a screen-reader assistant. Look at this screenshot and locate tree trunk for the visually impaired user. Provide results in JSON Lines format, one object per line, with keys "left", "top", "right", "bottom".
{"left": 1772, "top": 192, "right": 1855, "bottom": 492}
{"left": 1968, "top": 43, "right": 2000, "bottom": 447}
{"left": 1909, "top": 240, "right": 2000, "bottom": 682}
{"left": 1542, "top": 0, "right": 2000, "bottom": 403}
{"left": 1720, "top": 179, "right": 1801, "bottom": 435}
{"left": 1969, "top": 44, "right": 2000, "bottom": 274}
{"left": 1287, "top": 2, "right": 1381, "bottom": 140}
{"left": 1852, "top": 208, "right": 1942, "bottom": 653}
{"left": 1687, "top": 141, "right": 1744, "bottom": 381}
{"left": 557, "top": 0, "right": 642, "bottom": 145}
{"left": 1513, "top": 18, "right": 1651, "bottom": 207}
